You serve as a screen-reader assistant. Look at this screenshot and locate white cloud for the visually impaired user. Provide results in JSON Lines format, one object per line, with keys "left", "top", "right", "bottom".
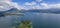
{"left": 40, "top": 3, "right": 50, "bottom": 9}
{"left": 49, "top": 4, "right": 60, "bottom": 8}
{"left": 0, "top": 0, "right": 60, "bottom": 11}
{"left": 0, "top": 0, "right": 24, "bottom": 11}
{"left": 24, "top": 2, "right": 49, "bottom": 9}
{"left": 24, "top": 2, "right": 60, "bottom": 10}
{"left": 0, "top": 0, "right": 11, "bottom": 1}
{"left": 25, "top": 2, "right": 36, "bottom": 6}
{"left": 40, "top": 3, "right": 60, "bottom": 9}
{"left": 0, "top": 6, "right": 4, "bottom": 8}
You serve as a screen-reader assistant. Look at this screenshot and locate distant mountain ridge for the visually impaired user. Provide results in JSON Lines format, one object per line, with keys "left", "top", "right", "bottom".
{"left": 0, "top": 8, "right": 60, "bottom": 14}
{"left": 0, "top": 8, "right": 60, "bottom": 17}
{"left": 26, "top": 8, "right": 60, "bottom": 13}
{"left": 0, "top": 8, "right": 19, "bottom": 17}
{"left": 7, "top": 8, "right": 19, "bottom": 12}
{"left": 0, "top": 8, "right": 22, "bottom": 17}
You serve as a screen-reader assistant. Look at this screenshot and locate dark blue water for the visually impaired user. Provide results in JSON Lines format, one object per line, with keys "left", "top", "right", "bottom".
{"left": 0, "top": 12, "right": 60, "bottom": 28}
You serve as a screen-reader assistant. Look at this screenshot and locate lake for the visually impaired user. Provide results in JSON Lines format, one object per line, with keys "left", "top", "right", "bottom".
{"left": 0, "top": 12, "right": 60, "bottom": 28}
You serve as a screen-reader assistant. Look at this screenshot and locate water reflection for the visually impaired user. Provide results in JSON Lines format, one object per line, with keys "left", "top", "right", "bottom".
{"left": 0, "top": 12, "right": 60, "bottom": 28}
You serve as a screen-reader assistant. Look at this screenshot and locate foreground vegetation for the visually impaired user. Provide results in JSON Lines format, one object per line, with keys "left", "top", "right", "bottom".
{"left": 11, "top": 20, "right": 33, "bottom": 28}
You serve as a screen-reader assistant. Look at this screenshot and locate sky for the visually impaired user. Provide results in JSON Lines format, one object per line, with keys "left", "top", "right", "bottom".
{"left": 0, "top": 0, "right": 60, "bottom": 11}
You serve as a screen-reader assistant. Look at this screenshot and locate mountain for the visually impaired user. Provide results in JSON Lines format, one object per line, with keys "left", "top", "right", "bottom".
{"left": 7, "top": 8, "right": 19, "bottom": 12}
{"left": 0, "top": 8, "right": 19, "bottom": 17}
{"left": 26, "top": 8, "right": 60, "bottom": 14}
{"left": 0, "top": 8, "right": 60, "bottom": 17}
{"left": 27, "top": 9, "right": 43, "bottom": 12}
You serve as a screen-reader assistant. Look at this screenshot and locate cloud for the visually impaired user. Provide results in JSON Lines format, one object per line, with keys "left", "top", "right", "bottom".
{"left": 0, "top": 0, "right": 60, "bottom": 11}
{"left": 0, "top": 0, "right": 11, "bottom": 1}
{"left": 24, "top": 0, "right": 60, "bottom": 9}
{"left": 0, "top": 6, "right": 4, "bottom": 8}
{"left": 40, "top": 3, "right": 60, "bottom": 9}
{"left": 49, "top": 4, "right": 60, "bottom": 8}
{"left": 24, "top": 2, "right": 49, "bottom": 9}
{"left": 0, "top": 0, "right": 24, "bottom": 11}
{"left": 24, "top": 2, "right": 60, "bottom": 9}
{"left": 25, "top": 2, "right": 36, "bottom": 6}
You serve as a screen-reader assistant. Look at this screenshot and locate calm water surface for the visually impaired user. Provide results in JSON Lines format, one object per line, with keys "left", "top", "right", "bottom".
{"left": 0, "top": 12, "right": 60, "bottom": 28}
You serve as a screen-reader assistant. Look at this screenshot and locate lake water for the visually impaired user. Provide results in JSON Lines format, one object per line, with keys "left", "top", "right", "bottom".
{"left": 0, "top": 12, "right": 60, "bottom": 28}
